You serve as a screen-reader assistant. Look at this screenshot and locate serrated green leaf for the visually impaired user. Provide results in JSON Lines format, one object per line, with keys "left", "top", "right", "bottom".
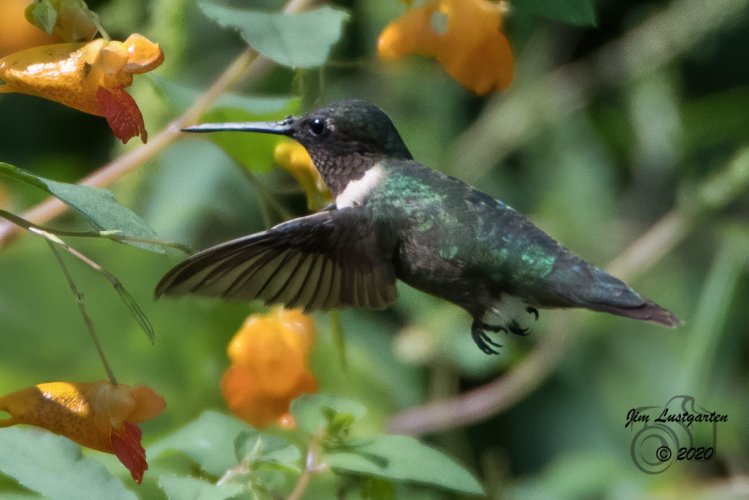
{"left": 515, "top": 0, "right": 596, "bottom": 26}
{"left": 0, "top": 427, "right": 136, "bottom": 500}
{"left": 0, "top": 162, "right": 165, "bottom": 254}
{"left": 198, "top": 0, "right": 349, "bottom": 68}
{"left": 290, "top": 394, "right": 366, "bottom": 436}
{"left": 158, "top": 474, "right": 244, "bottom": 500}
{"left": 326, "top": 435, "right": 484, "bottom": 496}
{"left": 149, "top": 411, "right": 248, "bottom": 477}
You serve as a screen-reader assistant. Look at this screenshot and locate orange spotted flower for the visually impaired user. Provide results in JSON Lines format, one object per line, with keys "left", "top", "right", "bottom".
{"left": 274, "top": 139, "right": 331, "bottom": 211}
{"left": 0, "top": 381, "right": 166, "bottom": 483}
{"left": 0, "top": 33, "right": 163, "bottom": 143}
{"left": 378, "top": 0, "right": 514, "bottom": 95}
{"left": 221, "top": 308, "right": 317, "bottom": 429}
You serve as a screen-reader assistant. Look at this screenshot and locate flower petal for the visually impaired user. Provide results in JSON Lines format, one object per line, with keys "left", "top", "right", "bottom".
{"left": 377, "top": 0, "right": 514, "bottom": 94}
{"left": 0, "top": 381, "right": 111, "bottom": 451}
{"left": 96, "top": 86, "right": 147, "bottom": 143}
{"left": 222, "top": 309, "right": 318, "bottom": 428}
{"left": 0, "top": 380, "right": 165, "bottom": 482}
{"left": 110, "top": 421, "right": 147, "bottom": 484}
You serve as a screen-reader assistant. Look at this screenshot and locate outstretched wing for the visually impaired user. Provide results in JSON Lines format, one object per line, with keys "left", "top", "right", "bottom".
{"left": 155, "top": 208, "right": 398, "bottom": 311}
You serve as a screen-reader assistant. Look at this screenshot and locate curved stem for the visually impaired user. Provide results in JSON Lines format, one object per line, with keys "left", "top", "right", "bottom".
{"left": 288, "top": 436, "right": 321, "bottom": 500}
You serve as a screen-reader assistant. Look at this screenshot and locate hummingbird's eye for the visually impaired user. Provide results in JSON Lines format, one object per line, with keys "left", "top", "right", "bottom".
{"left": 309, "top": 118, "right": 326, "bottom": 136}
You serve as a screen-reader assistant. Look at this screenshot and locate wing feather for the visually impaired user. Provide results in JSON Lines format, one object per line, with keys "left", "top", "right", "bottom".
{"left": 156, "top": 208, "right": 398, "bottom": 312}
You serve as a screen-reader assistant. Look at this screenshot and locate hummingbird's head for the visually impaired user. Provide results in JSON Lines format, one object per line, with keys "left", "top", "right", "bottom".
{"left": 183, "top": 99, "right": 412, "bottom": 195}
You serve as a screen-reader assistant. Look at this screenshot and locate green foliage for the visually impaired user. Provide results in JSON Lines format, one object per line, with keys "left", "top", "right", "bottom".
{"left": 0, "top": 162, "right": 164, "bottom": 254}
{"left": 291, "top": 393, "right": 367, "bottom": 436}
{"left": 198, "top": 0, "right": 350, "bottom": 68}
{"left": 150, "top": 411, "right": 250, "bottom": 476}
{"left": 147, "top": 398, "right": 483, "bottom": 497}
{"left": 0, "top": 427, "right": 135, "bottom": 500}
{"left": 327, "top": 435, "right": 484, "bottom": 496}
{"left": 514, "top": 0, "right": 597, "bottom": 26}
{"left": 158, "top": 475, "right": 243, "bottom": 500}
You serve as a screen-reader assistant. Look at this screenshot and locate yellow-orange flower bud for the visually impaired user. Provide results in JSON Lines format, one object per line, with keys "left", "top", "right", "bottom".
{"left": 221, "top": 308, "right": 317, "bottom": 429}
{"left": 378, "top": 0, "right": 514, "bottom": 95}
{"left": 273, "top": 140, "right": 331, "bottom": 211}
{"left": 0, "top": 381, "right": 166, "bottom": 483}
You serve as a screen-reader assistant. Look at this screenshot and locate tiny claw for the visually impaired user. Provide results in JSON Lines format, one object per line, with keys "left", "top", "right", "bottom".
{"left": 471, "top": 322, "right": 502, "bottom": 355}
{"left": 508, "top": 320, "right": 530, "bottom": 337}
{"left": 526, "top": 306, "right": 539, "bottom": 321}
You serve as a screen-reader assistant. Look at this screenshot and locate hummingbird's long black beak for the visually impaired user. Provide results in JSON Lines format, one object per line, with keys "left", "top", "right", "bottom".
{"left": 181, "top": 118, "right": 296, "bottom": 136}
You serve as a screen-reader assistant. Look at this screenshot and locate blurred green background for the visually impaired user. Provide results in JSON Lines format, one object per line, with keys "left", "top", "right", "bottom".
{"left": 0, "top": 0, "right": 748, "bottom": 497}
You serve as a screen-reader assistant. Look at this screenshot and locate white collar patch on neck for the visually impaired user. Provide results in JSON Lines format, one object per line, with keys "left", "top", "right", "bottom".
{"left": 336, "top": 164, "right": 385, "bottom": 208}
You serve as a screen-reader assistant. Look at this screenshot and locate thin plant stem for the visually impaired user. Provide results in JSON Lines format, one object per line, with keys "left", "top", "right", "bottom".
{"left": 46, "top": 240, "right": 118, "bottom": 385}
{"left": 288, "top": 436, "right": 323, "bottom": 500}
{"left": 0, "top": 208, "right": 191, "bottom": 253}
{"left": 24, "top": 224, "right": 155, "bottom": 342}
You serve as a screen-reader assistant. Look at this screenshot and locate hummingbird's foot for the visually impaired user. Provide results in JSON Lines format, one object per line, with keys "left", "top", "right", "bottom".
{"left": 507, "top": 320, "right": 530, "bottom": 337}
{"left": 526, "top": 306, "right": 539, "bottom": 320}
{"left": 471, "top": 320, "right": 504, "bottom": 355}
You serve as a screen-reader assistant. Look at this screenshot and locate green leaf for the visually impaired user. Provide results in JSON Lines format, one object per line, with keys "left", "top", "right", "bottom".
{"left": 0, "top": 427, "right": 136, "bottom": 500}
{"left": 514, "top": 0, "right": 596, "bottom": 26}
{"left": 25, "top": 0, "right": 58, "bottom": 33}
{"left": 149, "top": 411, "right": 248, "bottom": 476}
{"left": 234, "top": 431, "right": 301, "bottom": 469}
{"left": 0, "top": 162, "right": 165, "bottom": 254}
{"left": 326, "top": 435, "right": 484, "bottom": 496}
{"left": 362, "top": 476, "right": 396, "bottom": 500}
{"left": 25, "top": 0, "right": 103, "bottom": 41}
{"left": 198, "top": 0, "right": 349, "bottom": 68}
{"left": 158, "top": 475, "right": 244, "bottom": 500}
{"left": 290, "top": 394, "right": 366, "bottom": 436}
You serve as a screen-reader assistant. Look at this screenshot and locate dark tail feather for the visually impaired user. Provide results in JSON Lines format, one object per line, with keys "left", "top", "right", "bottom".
{"left": 586, "top": 299, "right": 682, "bottom": 327}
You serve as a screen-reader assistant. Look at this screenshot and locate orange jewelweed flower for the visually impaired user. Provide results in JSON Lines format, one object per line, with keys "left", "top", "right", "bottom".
{"left": 378, "top": 0, "right": 514, "bottom": 95}
{"left": 0, "top": 381, "right": 166, "bottom": 483}
{"left": 274, "top": 139, "right": 331, "bottom": 211}
{"left": 221, "top": 308, "right": 318, "bottom": 429}
{"left": 0, "top": 33, "right": 163, "bottom": 143}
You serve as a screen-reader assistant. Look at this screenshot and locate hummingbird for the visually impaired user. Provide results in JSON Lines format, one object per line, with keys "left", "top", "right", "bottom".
{"left": 156, "top": 99, "right": 680, "bottom": 354}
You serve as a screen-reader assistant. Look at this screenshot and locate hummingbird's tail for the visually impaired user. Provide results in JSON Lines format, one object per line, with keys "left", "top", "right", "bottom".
{"left": 555, "top": 263, "right": 682, "bottom": 327}
{"left": 582, "top": 297, "right": 682, "bottom": 327}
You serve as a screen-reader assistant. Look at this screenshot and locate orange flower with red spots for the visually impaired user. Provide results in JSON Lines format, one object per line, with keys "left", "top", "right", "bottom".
{"left": 0, "top": 33, "right": 163, "bottom": 143}
{"left": 0, "top": 381, "right": 166, "bottom": 483}
{"left": 221, "top": 308, "right": 318, "bottom": 429}
{"left": 378, "top": 0, "right": 514, "bottom": 94}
